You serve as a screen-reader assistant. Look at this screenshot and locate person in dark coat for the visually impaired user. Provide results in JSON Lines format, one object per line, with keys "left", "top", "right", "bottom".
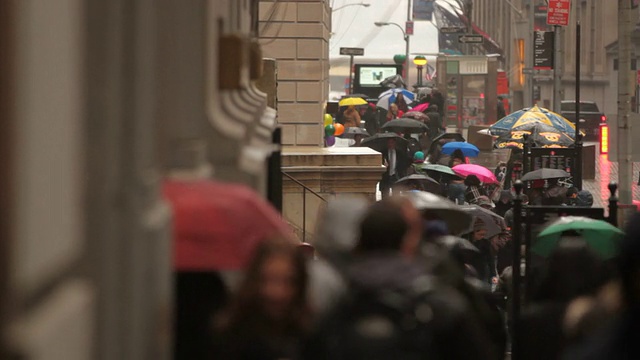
{"left": 379, "top": 138, "right": 410, "bottom": 198}
{"left": 361, "top": 105, "right": 378, "bottom": 135}
{"left": 302, "top": 198, "right": 497, "bottom": 360}
{"left": 465, "top": 174, "right": 488, "bottom": 205}
{"left": 430, "top": 88, "right": 445, "bottom": 119}
{"left": 494, "top": 190, "right": 513, "bottom": 217}
{"left": 426, "top": 104, "right": 444, "bottom": 140}
{"left": 562, "top": 212, "right": 640, "bottom": 360}
{"left": 517, "top": 237, "right": 607, "bottom": 360}
{"left": 497, "top": 96, "right": 507, "bottom": 120}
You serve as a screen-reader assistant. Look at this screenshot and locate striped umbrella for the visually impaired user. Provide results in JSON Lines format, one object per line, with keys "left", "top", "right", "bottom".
{"left": 489, "top": 105, "right": 576, "bottom": 137}
{"left": 376, "top": 88, "right": 415, "bottom": 110}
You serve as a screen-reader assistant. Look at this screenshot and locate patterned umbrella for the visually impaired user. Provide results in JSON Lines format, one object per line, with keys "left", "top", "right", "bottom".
{"left": 494, "top": 122, "right": 574, "bottom": 150}
{"left": 489, "top": 106, "right": 576, "bottom": 137}
{"left": 402, "top": 111, "right": 429, "bottom": 122}
{"left": 376, "top": 88, "right": 416, "bottom": 110}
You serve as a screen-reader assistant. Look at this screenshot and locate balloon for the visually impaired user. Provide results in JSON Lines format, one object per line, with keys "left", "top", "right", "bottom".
{"left": 323, "top": 114, "right": 334, "bottom": 126}
{"left": 325, "top": 135, "right": 336, "bottom": 147}
{"left": 324, "top": 124, "right": 335, "bottom": 137}
{"left": 334, "top": 123, "right": 345, "bottom": 136}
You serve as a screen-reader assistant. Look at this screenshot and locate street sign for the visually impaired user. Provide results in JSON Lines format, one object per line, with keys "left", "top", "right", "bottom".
{"left": 534, "top": 31, "right": 554, "bottom": 70}
{"left": 458, "top": 35, "right": 483, "bottom": 44}
{"left": 339, "top": 47, "right": 364, "bottom": 56}
{"left": 406, "top": 21, "right": 414, "bottom": 35}
{"left": 441, "top": 26, "right": 466, "bottom": 34}
{"left": 547, "top": 0, "right": 571, "bottom": 26}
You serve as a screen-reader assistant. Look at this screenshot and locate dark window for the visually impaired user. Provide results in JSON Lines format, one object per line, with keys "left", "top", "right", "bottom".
{"left": 561, "top": 102, "right": 600, "bottom": 112}
{"left": 613, "top": 58, "right": 638, "bottom": 70}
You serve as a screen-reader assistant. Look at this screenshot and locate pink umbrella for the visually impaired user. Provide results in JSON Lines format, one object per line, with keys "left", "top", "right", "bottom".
{"left": 452, "top": 164, "right": 498, "bottom": 184}
{"left": 411, "top": 102, "right": 430, "bottom": 113}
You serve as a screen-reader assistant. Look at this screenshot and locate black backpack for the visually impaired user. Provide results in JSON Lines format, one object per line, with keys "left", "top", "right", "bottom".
{"left": 305, "top": 278, "right": 440, "bottom": 360}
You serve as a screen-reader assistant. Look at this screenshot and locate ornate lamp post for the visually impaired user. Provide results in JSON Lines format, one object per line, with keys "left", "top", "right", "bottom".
{"left": 413, "top": 55, "right": 427, "bottom": 87}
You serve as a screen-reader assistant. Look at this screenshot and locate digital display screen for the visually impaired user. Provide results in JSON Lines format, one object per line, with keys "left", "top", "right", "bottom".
{"left": 358, "top": 67, "right": 398, "bottom": 86}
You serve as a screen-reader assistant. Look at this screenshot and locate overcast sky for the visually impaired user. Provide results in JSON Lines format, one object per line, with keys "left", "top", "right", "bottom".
{"left": 329, "top": 0, "right": 440, "bottom": 63}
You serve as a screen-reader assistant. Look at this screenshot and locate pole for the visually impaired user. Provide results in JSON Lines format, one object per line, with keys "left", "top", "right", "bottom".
{"left": 553, "top": 26, "right": 563, "bottom": 112}
{"left": 348, "top": 54, "right": 354, "bottom": 94}
{"left": 524, "top": 0, "right": 535, "bottom": 106}
{"left": 405, "top": 0, "right": 412, "bottom": 86}
{"left": 618, "top": 0, "right": 633, "bottom": 204}
{"left": 417, "top": 66, "right": 423, "bottom": 87}
{"left": 575, "top": 21, "right": 583, "bottom": 190}
{"left": 511, "top": 180, "right": 524, "bottom": 360}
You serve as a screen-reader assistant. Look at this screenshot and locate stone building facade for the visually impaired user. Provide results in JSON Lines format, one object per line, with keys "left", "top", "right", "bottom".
{"left": 1, "top": 0, "right": 279, "bottom": 358}
{"left": 471, "top": 0, "right": 620, "bottom": 114}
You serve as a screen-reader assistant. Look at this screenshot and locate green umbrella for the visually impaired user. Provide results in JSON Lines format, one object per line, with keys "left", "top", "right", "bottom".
{"left": 417, "top": 164, "right": 456, "bottom": 176}
{"left": 534, "top": 216, "right": 624, "bottom": 259}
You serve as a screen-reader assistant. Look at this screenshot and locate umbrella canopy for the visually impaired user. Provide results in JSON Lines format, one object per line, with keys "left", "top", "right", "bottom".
{"left": 395, "top": 174, "right": 441, "bottom": 194}
{"left": 380, "top": 74, "right": 406, "bottom": 89}
{"left": 520, "top": 168, "right": 570, "bottom": 182}
{"left": 533, "top": 216, "right": 624, "bottom": 259}
{"left": 436, "top": 235, "right": 479, "bottom": 254}
{"left": 377, "top": 88, "right": 416, "bottom": 110}
{"left": 417, "top": 163, "right": 457, "bottom": 176}
{"left": 441, "top": 141, "right": 480, "bottom": 157}
{"left": 489, "top": 106, "right": 576, "bottom": 138}
{"left": 411, "top": 102, "right": 430, "bottom": 113}
{"left": 427, "top": 133, "right": 467, "bottom": 158}
{"left": 381, "top": 118, "right": 429, "bottom": 134}
{"left": 163, "top": 180, "right": 294, "bottom": 271}
{"left": 401, "top": 191, "right": 474, "bottom": 235}
{"left": 341, "top": 127, "right": 370, "bottom": 139}
{"left": 494, "top": 122, "right": 574, "bottom": 150}
{"left": 361, "top": 132, "right": 409, "bottom": 152}
{"left": 339, "top": 97, "right": 368, "bottom": 107}
{"left": 452, "top": 164, "right": 498, "bottom": 184}
{"left": 402, "top": 111, "right": 429, "bottom": 122}
{"left": 458, "top": 205, "right": 504, "bottom": 239}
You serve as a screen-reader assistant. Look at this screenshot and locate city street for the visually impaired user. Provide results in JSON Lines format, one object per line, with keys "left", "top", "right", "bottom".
{"left": 583, "top": 141, "right": 640, "bottom": 208}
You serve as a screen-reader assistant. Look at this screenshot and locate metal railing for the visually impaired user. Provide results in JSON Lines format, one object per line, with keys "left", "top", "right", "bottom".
{"left": 281, "top": 171, "right": 327, "bottom": 242}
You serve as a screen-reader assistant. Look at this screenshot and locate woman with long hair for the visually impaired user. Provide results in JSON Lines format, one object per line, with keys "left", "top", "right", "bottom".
{"left": 214, "top": 238, "right": 312, "bottom": 360}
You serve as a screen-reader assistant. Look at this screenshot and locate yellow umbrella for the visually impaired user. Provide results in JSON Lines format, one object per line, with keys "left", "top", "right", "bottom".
{"left": 339, "top": 97, "right": 368, "bottom": 107}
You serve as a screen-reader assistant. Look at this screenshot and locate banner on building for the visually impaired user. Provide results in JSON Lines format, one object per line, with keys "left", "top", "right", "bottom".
{"left": 413, "top": 0, "right": 435, "bottom": 21}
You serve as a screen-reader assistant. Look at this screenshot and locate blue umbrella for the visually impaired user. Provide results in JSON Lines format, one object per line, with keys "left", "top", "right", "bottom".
{"left": 376, "top": 88, "right": 415, "bottom": 110}
{"left": 441, "top": 141, "right": 480, "bottom": 157}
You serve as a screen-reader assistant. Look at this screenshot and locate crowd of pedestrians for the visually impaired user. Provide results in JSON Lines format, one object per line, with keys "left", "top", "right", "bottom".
{"left": 181, "top": 191, "right": 640, "bottom": 359}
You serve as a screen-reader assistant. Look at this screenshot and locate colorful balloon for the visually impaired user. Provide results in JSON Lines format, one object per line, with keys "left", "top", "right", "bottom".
{"left": 324, "top": 124, "right": 335, "bottom": 137}
{"left": 334, "top": 123, "right": 345, "bottom": 136}
{"left": 325, "top": 135, "right": 336, "bottom": 147}
{"left": 323, "top": 114, "right": 334, "bottom": 126}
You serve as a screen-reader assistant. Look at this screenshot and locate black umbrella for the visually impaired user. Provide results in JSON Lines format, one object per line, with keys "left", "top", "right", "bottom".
{"left": 341, "top": 127, "right": 370, "bottom": 139}
{"left": 381, "top": 118, "right": 428, "bottom": 134}
{"left": 400, "top": 191, "right": 474, "bottom": 235}
{"left": 458, "top": 205, "right": 504, "bottom": 239}
{"left": 402, "top": 111, "right": 429, "bottom": 122}
{"left": 380, "top": 74, "right": 406, "bottom": 89}
{"left": 520, "top": 168, "right": 570, "bottom": 181}
{"left": 395, "top": 174, "right": 441, "bottom": 194}
{"left": 436, "top": 235, "right": 480, "bottom": 254}
{"left": 361, "top": 133, "right": 409, "bottom": 152}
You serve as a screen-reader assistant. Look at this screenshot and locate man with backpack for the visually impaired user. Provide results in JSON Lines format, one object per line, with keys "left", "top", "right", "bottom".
{"left": 302, "top": 197, "right": 496, "bottom": 360}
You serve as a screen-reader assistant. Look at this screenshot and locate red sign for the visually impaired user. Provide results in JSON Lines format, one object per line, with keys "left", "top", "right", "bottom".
{"left": 637, "top": 70, "right": 640, "bottom": 85}
{"left": 547, "top": 0, "right": 571, "bottom": 26}
{"left": 406, "top": 21, "right": 414, "bottom": 35}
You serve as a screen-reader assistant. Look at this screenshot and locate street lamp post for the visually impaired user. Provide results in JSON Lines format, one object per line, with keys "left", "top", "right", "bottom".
{"left": 374, "top": 21, "right": 410, "bottom": 84}
{"left": 332, "top": 2, "right": 370, "bottom": 12}
{"left": 413, "top": 56, "right": 427, "bottom": 87}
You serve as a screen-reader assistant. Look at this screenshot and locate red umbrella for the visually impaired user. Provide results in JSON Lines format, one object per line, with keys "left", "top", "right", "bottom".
{"left": 163, "top": 179, "right": 295, "bottom": 271}
{"left": 411, "top": 102, "right": 430, "bottom": 113}
{"left": 452, "top": 164, "right": 498, "bottom": 184}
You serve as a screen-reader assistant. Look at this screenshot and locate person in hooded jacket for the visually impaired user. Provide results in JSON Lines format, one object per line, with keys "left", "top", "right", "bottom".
{"left": 302, "top": 197, "right": 497, "bottom": 360}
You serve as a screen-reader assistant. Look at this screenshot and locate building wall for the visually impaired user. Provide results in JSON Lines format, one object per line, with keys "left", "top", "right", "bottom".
{"left": 472, "top": 0, "right": 619, "bottom": 113}
{"left": 259, "top": 0, "right": 331, "bottom": 146}
{"left": 1, "top": 0, "right": 275, "bottom": 358}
